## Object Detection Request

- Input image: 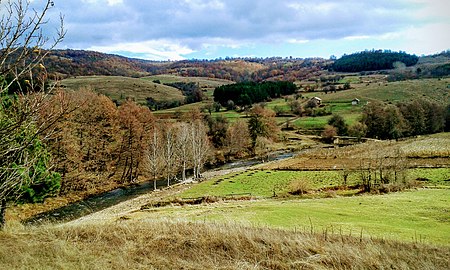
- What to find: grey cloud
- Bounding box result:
[42,0,419,49]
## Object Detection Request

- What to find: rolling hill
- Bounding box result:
[60,76,184,105]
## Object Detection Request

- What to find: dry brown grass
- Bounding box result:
[0,220,448,270]
[263,133,450,171]
[288,179,312,195]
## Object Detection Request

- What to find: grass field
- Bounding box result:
[263,133,450,171]
[144,74,234,100]
[144,74,233,88]
[136,189,450,245]
[178,170,349,198]
[60,76,185,105]
[2,219,448,269]
[304,78,450,104]
[178,167,450,200]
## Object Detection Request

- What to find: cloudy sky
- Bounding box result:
[37,0,449,61]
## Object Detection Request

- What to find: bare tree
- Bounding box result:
[0,0,65,228]
[146,126,163,190]
[226,119,250,157]
[0,0,65,87]
[161,124,176,186]
[175,122,191,182]
[190,120,210,180]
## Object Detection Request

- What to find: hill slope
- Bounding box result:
[60,76,184,105]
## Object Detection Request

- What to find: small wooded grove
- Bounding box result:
[331,50,419,72]
[327,99,450,140]
[213,81,297,106]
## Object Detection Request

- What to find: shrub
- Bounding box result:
[288,179,311,195]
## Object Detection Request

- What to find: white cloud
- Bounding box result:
[183,0,225,10]
[107,0,123,5]
[287,39,310,44]
[88,39,196,61]
[410,0,449,21]
[343,36,371,41]
[399,23,450,55]
[81,0,123,5]
[44,0,449,59]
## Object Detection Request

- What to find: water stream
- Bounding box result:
[25,151,295,225]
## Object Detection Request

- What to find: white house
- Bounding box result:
[352,98,360,105]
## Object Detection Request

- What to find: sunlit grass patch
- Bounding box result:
[179,170,360,199]
[141,189,450,245]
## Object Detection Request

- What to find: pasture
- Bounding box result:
[60,76,185,105]
[136,189,450,245]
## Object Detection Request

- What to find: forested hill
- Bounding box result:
[331,50,419,72]
[42,49,448,81]
[44,49,162,78]
[43,49,331,82]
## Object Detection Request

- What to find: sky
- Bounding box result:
[34,0,450,61]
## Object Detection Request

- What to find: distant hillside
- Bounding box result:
[332,50,419,72]
[44,49,162,78]
[43,49,449,83]
[60,76,184,105]
[43,49,331,82]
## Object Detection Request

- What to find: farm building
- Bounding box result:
[310,97,322,106]
[352,98,360,105]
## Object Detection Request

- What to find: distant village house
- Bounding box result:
[352,98,360,105]
[310,96,322,106]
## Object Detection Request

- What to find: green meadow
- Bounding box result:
[139,189,450,245]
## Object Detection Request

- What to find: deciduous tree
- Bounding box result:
[226,120,250,157]
[117,101,155,183]
[145,126,163,190]
[190,120,211,179]
[0,0,65,228]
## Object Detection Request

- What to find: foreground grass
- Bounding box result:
[139,189,450,245]
[0,220,448,269]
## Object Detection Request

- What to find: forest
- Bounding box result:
[213,81,297,106]
[324,99,449,140]
[331,50,419,72]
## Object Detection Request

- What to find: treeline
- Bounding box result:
[168,58,328,82]
[40,90,280,196]
[213,81,297,107]
[41,49,331,82]
[327,99,449,140]
[146,81,204,111]
[163,82,204,104]
[332,50,419,72]
[43,49,155,78]
[41,90,212,194]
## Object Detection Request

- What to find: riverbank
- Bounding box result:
[64,165,253,225]
[14,149,293,225]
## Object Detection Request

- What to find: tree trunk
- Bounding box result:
[0,199,7,229]
[167,169,170,187]
[182,161,186,182]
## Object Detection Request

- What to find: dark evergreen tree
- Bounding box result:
[332,50,419,72]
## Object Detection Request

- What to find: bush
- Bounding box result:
[288,179,311,195]
[321,125,337,143]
